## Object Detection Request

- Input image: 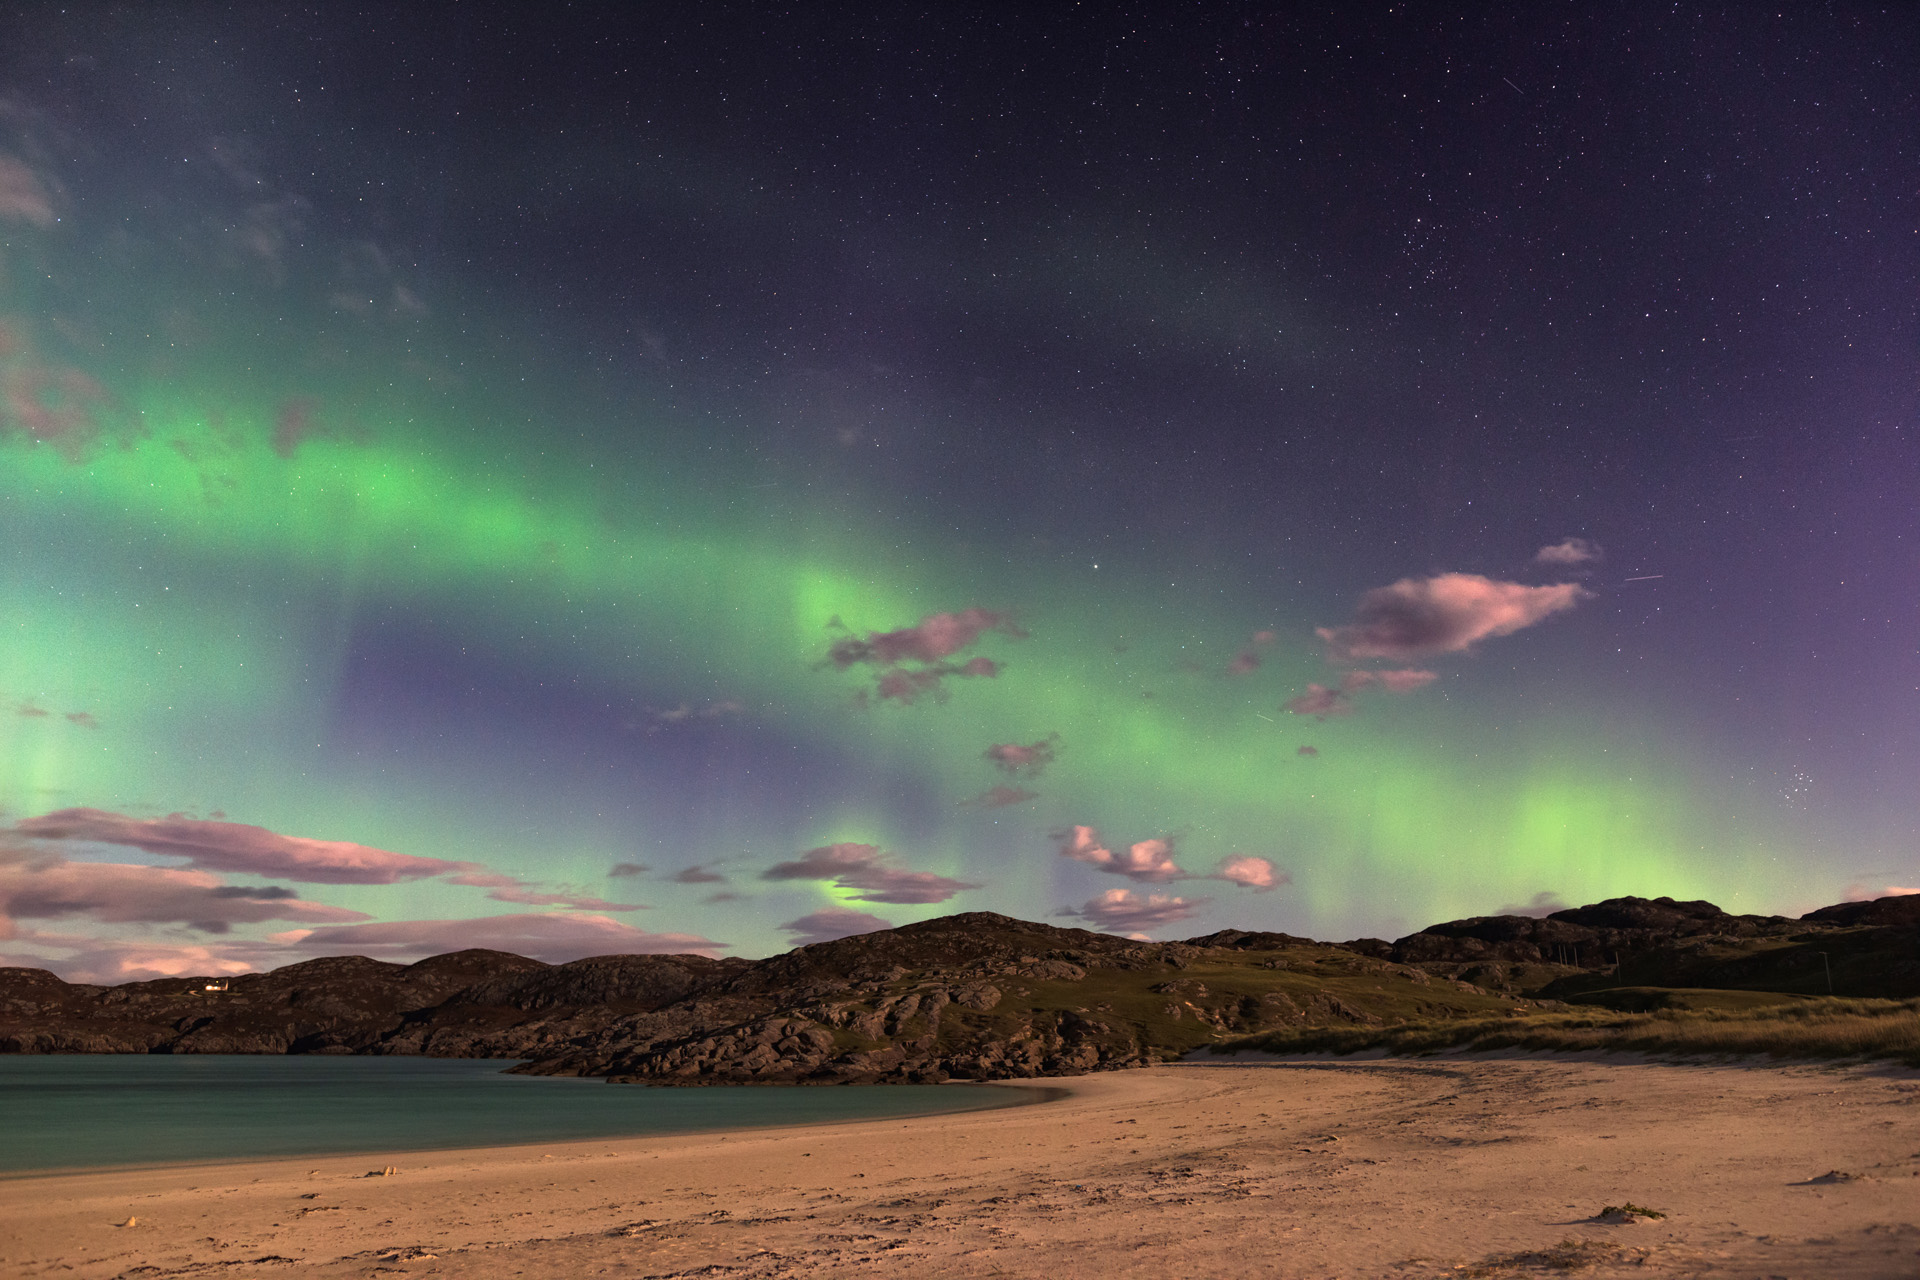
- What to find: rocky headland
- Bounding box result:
[3,894,1915,1083]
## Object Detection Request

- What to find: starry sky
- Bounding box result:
[2,5,1915,982]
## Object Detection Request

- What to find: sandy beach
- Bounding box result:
[3,1055,1916,1279]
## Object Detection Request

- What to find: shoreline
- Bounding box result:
[3,1058,1915,1278]
[0,1062,1062,1183]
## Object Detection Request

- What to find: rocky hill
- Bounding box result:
[1355,892,1920,1002]
[0,913,1521,1081]
[3,894,1914,1082]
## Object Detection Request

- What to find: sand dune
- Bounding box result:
[3,1055,1916,1278]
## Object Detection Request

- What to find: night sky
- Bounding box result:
[2,5,1915,982]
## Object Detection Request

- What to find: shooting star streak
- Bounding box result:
[1623,575,1664,582]
[1503,77,1525,95]
[1255,713,1275,722]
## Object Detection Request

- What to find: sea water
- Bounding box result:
[0,1055,1032,1174]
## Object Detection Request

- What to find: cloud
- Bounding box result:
[1340,668,1439,693]
[779,907,892,948]
[1535,538,1603,565]
[1058,888,1208,934]
[1844,884,1920,902]
[1228,629,1278,675]
[1494,891,1569,918]
[1212,855,1286,891]
[985,735,1058,777]
[1,363,116,462]
[1282,683,1352,720]
[271,397,326,458]
[670,865,728,884]
[648,699,743,729]
[475,887,648,912]
[16,703,49,718]
[0,153,55,227]
[761,843,981,904]
[963,785,1039,808]
[64,711,99,728]
[275,913,725,962]
[443,869,647,911]
[1056,826,1185,883]
[1284,668,1437,720]
[14,809,472,885]
[826,608,1023,706]
[2,931,295,985]
[1316,573,1589,662]
[762,843,881,880]
[1296,745,1319,757]
[870,658,1000,706]
[0,850,369,935]
[608,862,650,878]
[829,608,1023,667]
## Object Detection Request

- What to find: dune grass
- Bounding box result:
[1214,996,1920,1067]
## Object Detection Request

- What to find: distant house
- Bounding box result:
[202,979,229,993]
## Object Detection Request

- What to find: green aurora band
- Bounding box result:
[1,314,1800,953]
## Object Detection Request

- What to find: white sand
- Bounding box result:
[3,1055,1916,1278]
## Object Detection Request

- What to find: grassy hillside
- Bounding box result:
[1209,995,1920,1068]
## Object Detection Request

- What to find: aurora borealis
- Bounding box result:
[2,6,1915,981]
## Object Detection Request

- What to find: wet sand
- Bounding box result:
[3,1054,1916,1278]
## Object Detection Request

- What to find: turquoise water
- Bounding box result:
[0,1056,1033,1174]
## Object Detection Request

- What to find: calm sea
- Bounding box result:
[0,1056,1035,1175]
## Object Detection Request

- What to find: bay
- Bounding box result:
[0,1055,1034,1175]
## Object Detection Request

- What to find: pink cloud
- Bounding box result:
[0,154,55,227]
[1060,888,1208,934]
[1844,884,1920,902]
[608,862,650,878]
[761,843,981,904]
[779,907,892,948]
[1340,668,1439,693]
[670,865,728,884]
[1227,650,1262,676]
[16,703,50,718]
[1252,630,1278,645]
[1316,573,1589,662]
[827,608,1023,706]
[963,785,1039,808]
[2,365,115,462]
[271,397,326,458]
[1494,891,1570,917]
[3,932,293,985]
[276,913,725,962]
[763,843,884,880]
[648,699,743,729]
[870,659,1001,705]
[1057,826,1186,883]
[831,608,1024,666]
[1213,855,1286,891]
[1296,745,1319,757]
[1282,683,1352,720]
[1535,538,1602,565]
[0,851,369,934]
[14,809,473,885]
[64,711,99,729]
[478,887,648,912]
[985,735,1058,777]
[445,868,648,911]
